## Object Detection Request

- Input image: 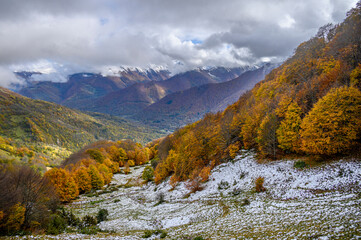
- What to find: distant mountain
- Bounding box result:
[83,67,251,116]
[18,68,170,109]
[136,64,275,129]
[0,87,163,150]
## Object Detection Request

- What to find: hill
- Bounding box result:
[137,64,275,130]
[153,2,361,184]
[0,87,163,151]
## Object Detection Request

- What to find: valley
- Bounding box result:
[1,1,361,239]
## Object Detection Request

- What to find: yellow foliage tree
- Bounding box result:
[300,86,361,155]
[276,101,303,152]
[73,166,92,193]
[88,165,104,189]
[350,63,361,88]
[3,203,25,234]
[97,164,113,185]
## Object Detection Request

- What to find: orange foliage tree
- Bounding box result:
[72,166,92,193]
[45,168,79,202]
[300,86,361,155]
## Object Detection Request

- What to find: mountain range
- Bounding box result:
[17,65,274,130]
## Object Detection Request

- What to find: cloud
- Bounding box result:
[0,66,22,88]
[0,0,358,87]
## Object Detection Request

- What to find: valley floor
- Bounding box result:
[11,151,361,239]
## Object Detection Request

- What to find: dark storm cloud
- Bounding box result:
[0,0,358,87]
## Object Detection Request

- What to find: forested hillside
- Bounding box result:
[0,87,163,151]
[153,3,361,184]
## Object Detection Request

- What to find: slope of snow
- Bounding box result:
[60,151,361,239]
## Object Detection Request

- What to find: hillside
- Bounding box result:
[0,87,163,151]
[137,64,275,130]
[153,3,361,184]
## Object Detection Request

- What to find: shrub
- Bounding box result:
[142,229,167,238]
[294,160,307,169]
[185,178,204,194]
[255,177,266,192]
[96,209,109,223]
[199,166,212,182]
[218,180,230,190]
[47,214,66,235]
[128,160,135,167]
[155,192,165,205]
[81,215,97,227]
[80,226,100,235]
[142,166,154,182]
[60,208,80,227]
[150,157,159,169]
[231,188,242,196]
[123,162,130,174]
[194,237,205,240]
[241,198,250,206]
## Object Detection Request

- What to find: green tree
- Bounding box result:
[256,113,278,158]
[142,166,154,182]
[88,165,104,189]
[86,149,105,163]
[300,86,361,155]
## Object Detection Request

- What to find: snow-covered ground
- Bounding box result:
[22,151,361,239]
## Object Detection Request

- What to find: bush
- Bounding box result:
[150,157,159,169]
[231,188,242,196]
[241,198,250,206]
[81,215,97,227]
[96,209,109,223]
[185,178,204,194]
[142,229,167,238]
[194,237,205,240]
[128,160,135,167]
[255,177,266,192]
[218,180,230,190]
[155,192,165,205]
[294,160,307,169]
[142,166,154,182]
[60,208,80,227]
[47,214,66,235]
[80,226,100,235]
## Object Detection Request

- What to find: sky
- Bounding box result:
[0,0,358,87]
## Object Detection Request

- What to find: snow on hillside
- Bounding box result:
[61,151,361,239]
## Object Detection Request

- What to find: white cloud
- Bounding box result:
[0,66,22,88]
[0,0,359,87]
[279,15,296,29]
